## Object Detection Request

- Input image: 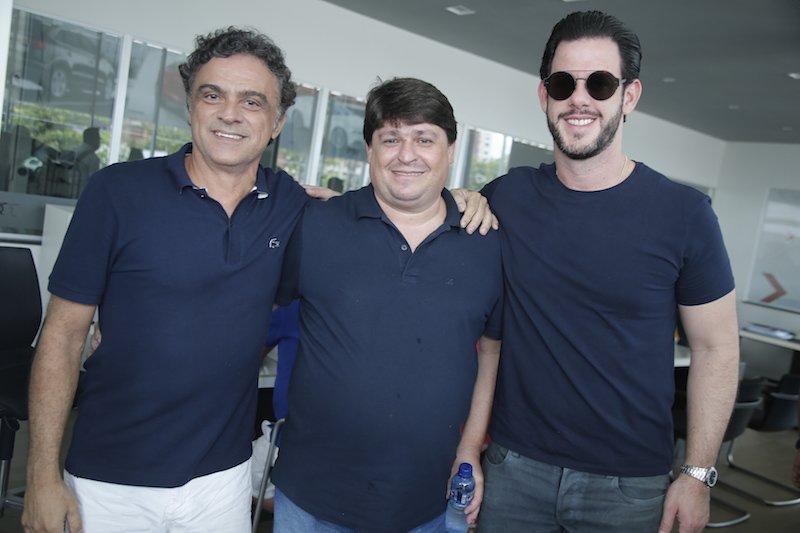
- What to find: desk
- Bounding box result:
[739,329,800,375]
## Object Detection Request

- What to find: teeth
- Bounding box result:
[215,131,243,140]
[567,118,594,126]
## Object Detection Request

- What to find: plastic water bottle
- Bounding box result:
[445,462,475,533]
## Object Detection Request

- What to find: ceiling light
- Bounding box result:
[782,126,794,131]
[728,104,740,110]
[662,77,676,83]
[788,72,800,80]
[445,5,476,16]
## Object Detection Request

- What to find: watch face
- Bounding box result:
[706,467,718,487]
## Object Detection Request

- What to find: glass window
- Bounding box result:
[121,43,190,160]
[3,13,119,195]
[318,93,367,192]
[462,127,512,191]
[276,84,318,180]
[1,11,121,234]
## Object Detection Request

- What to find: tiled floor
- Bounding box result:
[1,417,798,532]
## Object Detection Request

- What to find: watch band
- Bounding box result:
[680,464,718,487]
[795,438,800,450]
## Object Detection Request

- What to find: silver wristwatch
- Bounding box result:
[680,464,718,487]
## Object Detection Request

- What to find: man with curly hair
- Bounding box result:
[22,27,308,532]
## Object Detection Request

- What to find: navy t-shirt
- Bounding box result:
[483,162,734,476]
[51,143,308,487]
[272,185,502,532]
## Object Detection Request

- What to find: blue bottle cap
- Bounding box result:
[458,463,472,478]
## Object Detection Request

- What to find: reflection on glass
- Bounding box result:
[277,84,318,180]
[463,127,512,191]
[2,10,119,200]
[122,44,190,161]
[319,93,367,192]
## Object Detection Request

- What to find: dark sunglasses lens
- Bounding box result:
[546,72,575,100]
[586,71,620,100]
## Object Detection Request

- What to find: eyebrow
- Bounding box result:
[196,84,271,105]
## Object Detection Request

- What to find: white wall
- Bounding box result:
[12,0,800,359]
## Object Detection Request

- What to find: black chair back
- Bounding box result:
[736,376,765,403]
[0,246,42,420]
[0,247,42,351]
[748,373,800,432]
[723,399,761,442]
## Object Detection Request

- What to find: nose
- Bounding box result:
[568,78,593,105]
[397,139,417,163]
[217,99,242,123]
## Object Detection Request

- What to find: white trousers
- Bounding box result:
[64,460,252,533]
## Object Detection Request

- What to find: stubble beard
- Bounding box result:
[548,102,623,161]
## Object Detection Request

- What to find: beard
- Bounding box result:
[548,102,623,160]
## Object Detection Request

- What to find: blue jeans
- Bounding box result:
[479,442,669,533]
[274,488,447,533]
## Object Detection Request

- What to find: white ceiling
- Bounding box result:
[322,0,800,144]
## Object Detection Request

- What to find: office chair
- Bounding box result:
[720,373,800,506]
[0,246,42,516]
[673,385,762,527]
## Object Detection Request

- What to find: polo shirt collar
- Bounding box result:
[353,184,462,229]
[168,142,269,199]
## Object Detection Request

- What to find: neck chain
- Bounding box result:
[618,155,629,184]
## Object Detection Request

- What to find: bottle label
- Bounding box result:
[450,487,474,510]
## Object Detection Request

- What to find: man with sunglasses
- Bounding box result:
[477,11,740,533]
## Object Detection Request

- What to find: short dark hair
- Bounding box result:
[178,27,296,116]
[363,77,457,146]
[540,11,641,85]
[83,127,100,145]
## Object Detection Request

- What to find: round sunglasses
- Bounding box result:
[543,71,626,101]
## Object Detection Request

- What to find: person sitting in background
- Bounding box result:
[127,147,144,161]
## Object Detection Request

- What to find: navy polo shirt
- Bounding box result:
[50,143,308,487]
[272,185,503,533]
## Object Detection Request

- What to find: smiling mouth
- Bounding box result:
[214,131,244,140]
[565,118,595,126]
[390,168,427,176]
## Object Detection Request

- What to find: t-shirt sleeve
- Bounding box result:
[676,197,735,306]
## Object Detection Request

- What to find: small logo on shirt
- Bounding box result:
[268,238,281,249]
